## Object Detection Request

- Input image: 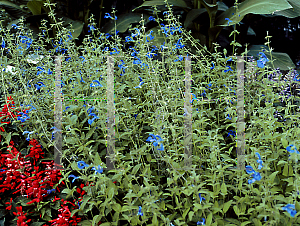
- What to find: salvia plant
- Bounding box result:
[0,0,300,225]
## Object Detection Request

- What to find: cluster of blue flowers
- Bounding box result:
[146,134,164,151]
[87,106,99,125]
[245,152,263,184]
[68,160,103,183]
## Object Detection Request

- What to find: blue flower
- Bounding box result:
[191,93,198,104]
[77,161,89,169]
[197,218,205,225]
[90,80,103,87]
[1,39,5,48]
[224,66,233,73]
[88,25,96,32]
[47,188,56,194]
[174,55,183,62]
[286,144,299,154]
[210,62,215,70]
[255,152,264,170]
[134,76,144,89]
[87,106,95,114]
[200,90,206,97]
[146,134,164,151]
[91,165,103,174]
[225,114,232,120]
[104,13,117,20]
[282,204,297,217]
[137,206,143,216]
[23,131,34,141]
[246,165,255,174]
[174,38,185,49]
[68,174,80,183]
[125,36,133,42]
[146,30,155,42]
[225,18,233,25]
[198,193,205,203]
[106,33,112,39]
[34,82,46,90]
[149,16,155,21]
[257,52,269,68]
[227,130,236,137]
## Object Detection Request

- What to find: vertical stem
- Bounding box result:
[106,56,115,170]
[236,56,245,171]
[184,56,192,170]
[54,56,63,170]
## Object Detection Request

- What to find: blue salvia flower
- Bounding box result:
[246,165,256,174]
[199,193,205,203]
[257,52,269,68]
[174,38,185,49]
[200,90,206,97]
[131,28,141,38]
[225,18,233,25]
[87,106,95,114]
[224,66,233,73]
[133,56,142,65]
[23,131,34,141]
[197,218,205,225]
[282,204,297,217]
[34,82,46,90]
[90,80,103,87]
[125,36,134,42]
[137,206,143,216]
[1,39,5,48]
[88,113,99,125]
[286,144,299,154]
[91,165,103,174]
[17,113,30,122]
[174,55,183,62]
[104,13,117,20]
[227,130,236,137]
[110,47,120,55]
[225,114,232,120]
[191,93,198,104]
[149,16,155,21]
[255,152,264,170]
[47,188,56,194]
[146,30,155,42]
[210,62,215,70]
[105,33,112,39]
[88,25,96,32]
[134,76,144,88]
[68,174,80,183]
[248,172,262,184]
[77,161,89,169]
[146,134,164,151]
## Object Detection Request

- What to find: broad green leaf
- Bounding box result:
[0,0,28,18]
[80,196,91,212]
[272,0,300,18]
[281,137,289,148]
[206,212,213,225]
[188,211,194,221]
[107,187,114,200]
[101,13,143,34]
[184,9,207,28]
[27,0,46,15]
[289,164,294,176]
[283,163,289,176]
[233,205,240,216]
[70,114,78,125]
[92,215,102,226]
[132,0,188,12]
[215,0,293,26]
[221,183,228,195]
[223,200,233,213]
[268,171,279,184]
[247,45,295,70]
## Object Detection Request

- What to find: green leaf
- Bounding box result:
[206,212,213,225]
[233,205,240,216]
[92,215,102,226]
[0,0,28,18]
[289,164,294,176]
[107,187,114,200]
[80,196,91,213]
[132,163,141,175]
[283,163,289,177]
[70,115,78,125]
[271,0,300,18]
[132,0,188,12]
[267,171,279,185]
[152,213,158,225]
[27,0,46,15]
[241,222,252,226]
[281,137,289,148]
[223,200,233,213]
[221,183,228,195]
[101,13,143,34]
[79,220,93,226]
[184,9,207,28]
[215,0,293,27]
[188,211,194,221]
